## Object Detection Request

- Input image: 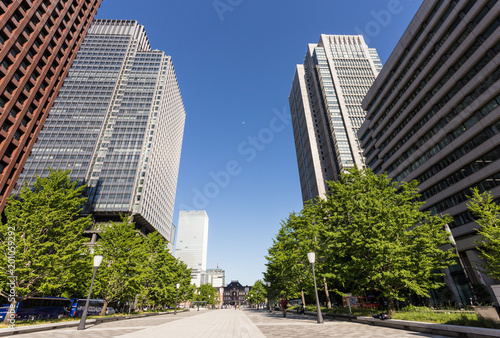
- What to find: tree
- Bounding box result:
[196,284,219,307]
[140,236,194,310]
[467,188,500,280]
[0,169,92,323]
[247,280,266,307]
[264,217,311,302]
[93,215,144,315]
[319,167,456,315]
[264,208,336,308]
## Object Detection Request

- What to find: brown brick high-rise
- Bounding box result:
[0,0,101,211]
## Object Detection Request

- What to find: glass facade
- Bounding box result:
[16,20,186,243]
[289,34,381,202]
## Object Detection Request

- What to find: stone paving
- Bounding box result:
[10,308,452,337]
[247,309,449,338]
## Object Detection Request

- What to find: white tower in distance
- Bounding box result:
[175,210,209,286]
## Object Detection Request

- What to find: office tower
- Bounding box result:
[16,20,186,245]
[289,34,382,202]
[201,268,225,288]
[0,0,102,212]
[175,210,209,286]
[359,0,500,304]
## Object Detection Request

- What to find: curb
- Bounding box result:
[0,310,188,336]
[288,310,500,338]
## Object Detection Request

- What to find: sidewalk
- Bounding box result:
[3,308,499,337]
[119,309,265,338]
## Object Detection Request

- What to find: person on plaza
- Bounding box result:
[280,298,288,317]
[297,303,305,315]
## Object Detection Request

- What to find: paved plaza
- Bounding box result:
[13,309,451,338]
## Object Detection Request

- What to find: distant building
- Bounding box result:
[0,0,102,212]
[201,269,225,288]
[223,280,251,306]
[175,210,209,286]
[289,34,381,202]
[14,20,186,248]
[359,0,500,304]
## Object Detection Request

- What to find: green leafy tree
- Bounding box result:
[0,169,92,323]
[93,215,144,315]
[319,167,456,315]
[467,188,500,280]
[162,259,193,308]
[247,280,266,306]
[139,232,175,309]
[264,219,310,301]
[265,208,333,308]
[196,284,219,307]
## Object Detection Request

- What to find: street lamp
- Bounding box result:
[256,290,259,310]
[307,252,324,324]
[78,255,103,330]
[175,283,180,315]
[266,282,272,312]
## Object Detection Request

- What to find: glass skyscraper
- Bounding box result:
[175,210,209,286]
[16,20,186,244]
[289,34,381,202]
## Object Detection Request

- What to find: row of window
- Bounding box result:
[427,172,500,215]
[364,0,497,160]
[365,0,457,122]
[392,66,500,180]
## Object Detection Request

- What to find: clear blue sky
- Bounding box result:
[95,0,423,286]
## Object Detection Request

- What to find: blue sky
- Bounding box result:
[95,0,423,286]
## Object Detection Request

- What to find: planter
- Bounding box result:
[473,306,500,323]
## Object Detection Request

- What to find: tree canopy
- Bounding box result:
[247,280,266,306]
[196,283,219,306]
[0,168,193,317]
[265,167,456,314]
[467,188,500,280]
[0,169,92,303]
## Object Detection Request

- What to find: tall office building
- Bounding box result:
[289,34,382,202]
[0,0,102,212]
[15,20,186,245]
[359,0,500,304]
[201,268,225,288]
[175,210,209,286]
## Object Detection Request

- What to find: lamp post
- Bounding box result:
[78,255,103,330]
[256,290,259,310]
[266,282,271,312]
[175,283,180,315]
[307,252,324,324]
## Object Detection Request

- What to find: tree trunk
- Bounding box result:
[323,278,332,309]
[301,290,306,307]
[99,300,109,316]
[387,298,395,316]
[3,299,17,325]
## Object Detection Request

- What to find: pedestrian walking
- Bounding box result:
[280,298,288,317]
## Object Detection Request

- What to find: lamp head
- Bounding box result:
[93,255,103,268]
[307,252,315,263]
[176,283,180,289]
